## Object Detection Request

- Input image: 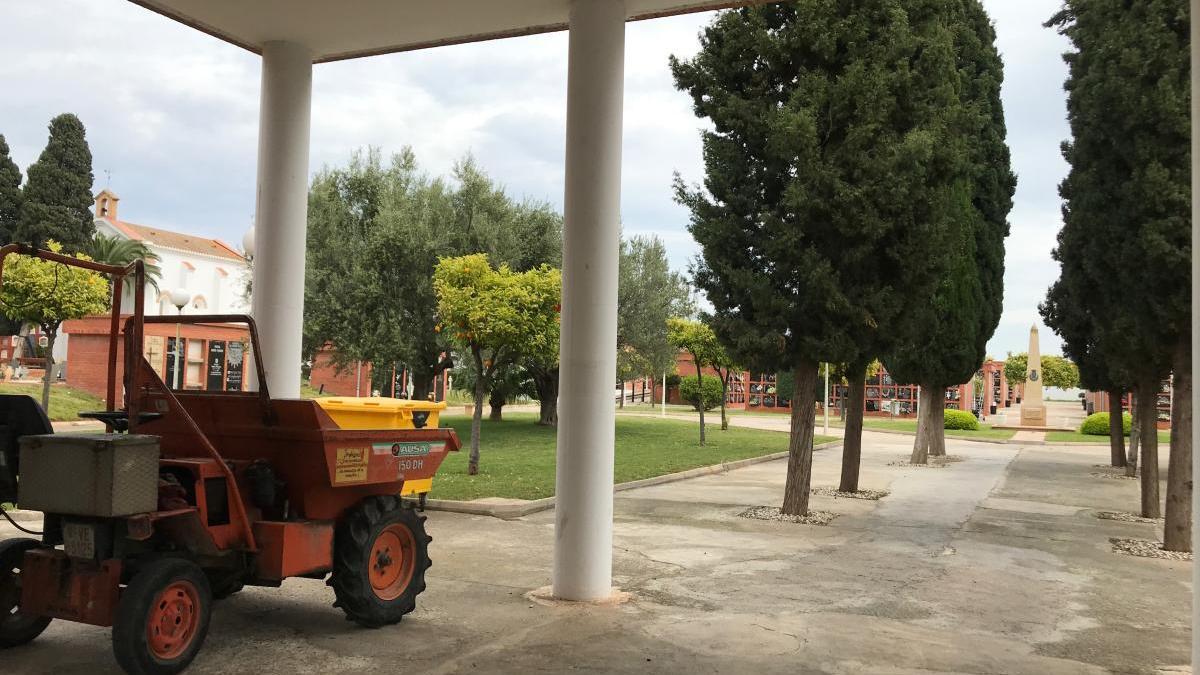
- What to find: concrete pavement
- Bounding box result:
[2,430,1188,674]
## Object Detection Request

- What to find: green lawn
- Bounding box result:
[0,382,104,422]
[430,413,836,501]
[1045,430,1172,444]
[852,418,1017,440]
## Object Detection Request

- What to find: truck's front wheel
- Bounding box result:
[329,495,431,628]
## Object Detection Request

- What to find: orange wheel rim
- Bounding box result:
[146,581,200,660]
[369,523,416,601]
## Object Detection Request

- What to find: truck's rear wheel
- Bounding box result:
[0,538,52,648]
[329,495,431,628]
[113,558,212,675]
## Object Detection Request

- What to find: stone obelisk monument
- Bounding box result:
[1020,324,1047,426]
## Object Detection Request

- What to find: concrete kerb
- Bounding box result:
[859,426,1022,445]
[423,439,844,520]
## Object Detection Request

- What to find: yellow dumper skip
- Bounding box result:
[314,397,448,498]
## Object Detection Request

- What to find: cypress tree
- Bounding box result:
[0,135,21,245]
[671,0,970,514]
[885,0,1014,464]
[16,114,95,253]
[1045,0,1189,545]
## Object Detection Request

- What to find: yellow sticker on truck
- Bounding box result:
[334,447,369,483]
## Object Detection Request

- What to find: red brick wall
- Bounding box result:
[309,348,372,397]
[63,316,251,400]
[64,333,126,404]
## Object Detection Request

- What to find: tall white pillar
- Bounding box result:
[251,41,312,398]
[553,0,625,601]
[1190,0,1198,667]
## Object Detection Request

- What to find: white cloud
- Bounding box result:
[1,1,1072,358]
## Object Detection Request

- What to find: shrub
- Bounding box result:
[943,409,979,431]
[679,374,724,412]
[1080,412,1132,436]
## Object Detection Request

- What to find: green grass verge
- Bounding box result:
[0,382,105,422]
[430,413,836,502]
[1045,430,1172,444]
[855,418,1017,440]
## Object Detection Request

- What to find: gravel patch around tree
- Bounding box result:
[1110,538,1192,561]
[739,506,838,525]
[1096,511,1161,524]
[811,487,889,500]
[1089,471,1138,480]
[888,455,962,468]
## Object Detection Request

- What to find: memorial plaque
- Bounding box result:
[206,340,226,391]
[225,341,244,392]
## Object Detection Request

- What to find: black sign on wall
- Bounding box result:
[165,337,180,390]
[225,341,244,392]
[207,341,226,391]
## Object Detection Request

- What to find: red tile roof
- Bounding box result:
[103,218,245,262]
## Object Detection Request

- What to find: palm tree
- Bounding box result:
[87,233,162,295]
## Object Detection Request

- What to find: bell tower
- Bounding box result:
[94,189,120,221]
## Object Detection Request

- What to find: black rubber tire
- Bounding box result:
[0,538,52,648]
[329,495,431,628]
[112,558,212,675]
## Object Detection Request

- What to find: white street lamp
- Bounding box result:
[170,289,192,390]
[242,226,255,260]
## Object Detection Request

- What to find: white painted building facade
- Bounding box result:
[91,189,250,317]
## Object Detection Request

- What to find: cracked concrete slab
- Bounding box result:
[1,429,1188,674]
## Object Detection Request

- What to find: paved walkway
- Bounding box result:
[3,432,1188,674]
[1010,429,1047,444]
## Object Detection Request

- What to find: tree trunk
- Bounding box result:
[532,366,559,426]
[1163,337,1191,551]
[40,330,55,414]
[695,364,706,446]
[1136,375,1160,519]
[619,381,625,409]
[489,387,505,421]
[719,371,729,431]
[781,360,819,516]
[910,385,936,465]
[468,348,486,475]
[839,367,866,493]
[928,388,946,457]
[1127,392,1140,478]
[411,371,434,400]
[1108,390,1126,468]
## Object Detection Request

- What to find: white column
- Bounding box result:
[251,41,312,398]
[553,0,625,601]
[1190,0,1198,666]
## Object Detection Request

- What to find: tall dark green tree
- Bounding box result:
[0,135,22,245]
[1045,1,1189,548]
[1041,252,1133,469]
[672,0,974,514]
[16,114,95,253]
[886,0,1014,465]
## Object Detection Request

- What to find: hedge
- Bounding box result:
[944,409,979,431]
[679,374,724,412]
[1080,412,1132,436]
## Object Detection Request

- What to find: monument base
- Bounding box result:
[1020,405,1046,427]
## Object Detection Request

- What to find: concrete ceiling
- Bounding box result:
[128,0,755,63]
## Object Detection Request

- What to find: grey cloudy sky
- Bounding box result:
[1,0,1069,358]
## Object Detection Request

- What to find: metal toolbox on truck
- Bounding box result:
[18,434,159,517]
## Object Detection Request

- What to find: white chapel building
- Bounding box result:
[91,189,249,316]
